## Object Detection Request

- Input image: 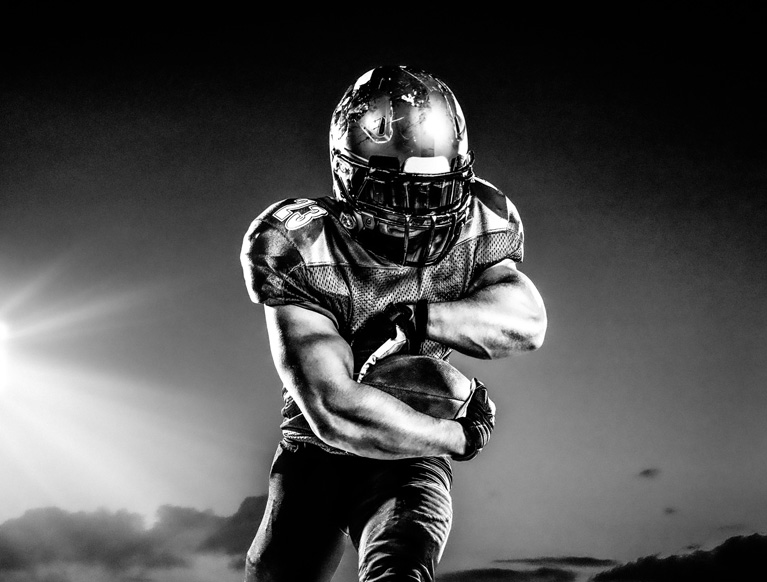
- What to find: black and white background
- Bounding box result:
[1,16,765,582]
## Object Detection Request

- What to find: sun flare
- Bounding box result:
[0,261,197,522]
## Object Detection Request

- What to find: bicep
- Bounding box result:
[264,304,354,419]
[466,258,519,295]
[467,259,545,317]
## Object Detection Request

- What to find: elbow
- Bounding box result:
[520,332,545,353]
[522,312,547,352]
[312,416,354,452]
[313,424,347,451]
[518,301,548,352]
[298,390,359,452]
[488,312,548,358]
[487,288,548,358]
[313,415,379,457]
[303,402,346,449]
[511,276,548,353]
[305,392,393,457]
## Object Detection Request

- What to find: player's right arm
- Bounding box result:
[265,303,473,460]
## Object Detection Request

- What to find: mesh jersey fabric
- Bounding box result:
[241,177,524,453]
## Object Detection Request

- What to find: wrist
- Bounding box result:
[414,299,428,343]
[451,417,480,462]
[403,299,428,352]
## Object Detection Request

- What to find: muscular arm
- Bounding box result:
[265,304,468,460]
[427,259,547,359]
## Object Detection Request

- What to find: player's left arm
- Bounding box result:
[425,258,547,359]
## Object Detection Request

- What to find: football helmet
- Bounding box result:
[330,65,474,266]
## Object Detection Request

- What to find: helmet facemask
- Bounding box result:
[333,151,474,266]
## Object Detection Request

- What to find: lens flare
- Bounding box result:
[0,257,262,527]
[0,260,184,521]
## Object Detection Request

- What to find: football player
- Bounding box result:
[240,65,547,582]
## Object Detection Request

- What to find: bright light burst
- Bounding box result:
[0,259,257,527]
[0,261,187,522]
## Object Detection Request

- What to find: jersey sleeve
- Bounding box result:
[240,205,339,327]
[467,177,525,264]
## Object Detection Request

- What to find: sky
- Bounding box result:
[1,20,765,582]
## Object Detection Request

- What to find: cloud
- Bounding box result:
[0,507,183,572]
[199,496,266,555]
[198,496,267,570]
[0,497,267,578]
[637,468,660,479]
[495,556,618,568]
[438,567,577,581]
[593,533,767,582]
[717,523,748,533]
[149,504,227,555]
[0,558,242,582]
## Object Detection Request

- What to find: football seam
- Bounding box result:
[364,382,465,402]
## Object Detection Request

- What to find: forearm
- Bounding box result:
[267,305,468,459]
[303,376,467,459]
[426,264,547,359]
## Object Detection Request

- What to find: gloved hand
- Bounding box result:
[452,379,496,461]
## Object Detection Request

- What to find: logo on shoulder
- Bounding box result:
[272,199,328,231]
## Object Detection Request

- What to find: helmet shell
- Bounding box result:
[330,65,469,174]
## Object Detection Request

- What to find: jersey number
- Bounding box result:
[273,199,327,230]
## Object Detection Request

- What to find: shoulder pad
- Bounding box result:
[470,178,523,229]
[254,198,332,248]
[461,177,524,262]
[471,177,510,219]
[240,197,335,305]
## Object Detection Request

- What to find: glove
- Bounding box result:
[352,299,429,357]
[452,379,496,461]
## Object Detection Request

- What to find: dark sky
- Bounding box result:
[1,22,765,578]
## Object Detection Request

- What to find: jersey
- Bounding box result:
[240,177,524,453]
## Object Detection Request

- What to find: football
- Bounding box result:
[361,355,472,419]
